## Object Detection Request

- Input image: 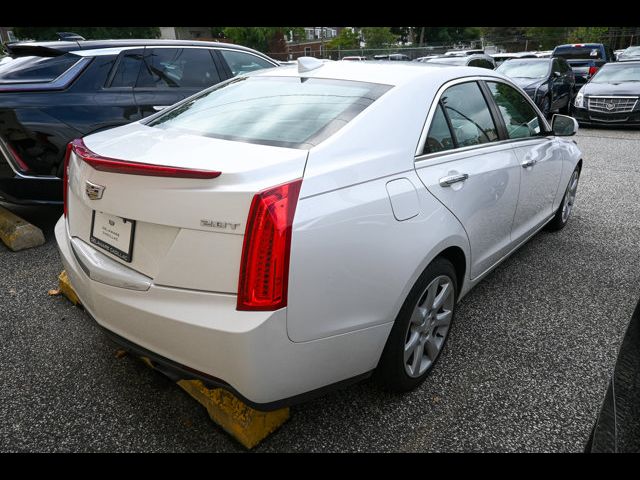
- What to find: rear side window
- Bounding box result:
[554,46,603,60]
[441,82,498,147]
[486,81,541,139]
[0,53,80,83]
[424,103,455,154]
[219,50,275,76]
[109,50,143,88]
[147,76,391,149]
[137,48,221,88]
[469,58,494,69]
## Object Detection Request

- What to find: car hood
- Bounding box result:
[583,81,640,96]
[509,77,546,90]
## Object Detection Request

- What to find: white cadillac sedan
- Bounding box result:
[55,58,582,409]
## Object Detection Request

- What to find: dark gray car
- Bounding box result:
[496,57,575,117]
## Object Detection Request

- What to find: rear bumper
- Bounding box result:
[55,217,389,407]
[574,107,640,126]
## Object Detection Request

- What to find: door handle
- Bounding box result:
[152,105,168,111]
[439,173,469,187]
[522,159,537,168]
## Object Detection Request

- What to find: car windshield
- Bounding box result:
[622,46,640,56]
[590,64,640,83]
[0,53,80,83]
[554,46,603,60]
[147,76,391,149]
[496,60,549,78]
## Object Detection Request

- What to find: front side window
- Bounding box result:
[424,103,454,154]
[220,50,275,76]
[137,48,220,88]
[441,82,498,147]
[147,76,390,149]
[559,58,572,74]
[486,81,542,139]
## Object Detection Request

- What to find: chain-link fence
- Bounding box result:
[268,45,469,61]
[270,30,640,61]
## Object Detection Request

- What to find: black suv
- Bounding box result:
[0,39,278,204]
[552,43,616,92]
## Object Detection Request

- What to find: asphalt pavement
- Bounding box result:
[1,127,639,452]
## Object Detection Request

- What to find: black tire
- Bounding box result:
[375,257,458,392]
[546,166,580,231]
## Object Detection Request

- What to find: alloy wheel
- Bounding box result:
[403,275,455,378]
[561,169,580,223]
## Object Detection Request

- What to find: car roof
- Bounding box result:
[554,43,604,48]
[248,60,505,87]
[6,39,265,56]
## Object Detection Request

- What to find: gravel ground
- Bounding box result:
[1,127,639,452]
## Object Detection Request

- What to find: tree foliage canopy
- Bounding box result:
[327,29,360,49]
[361,27,398,49]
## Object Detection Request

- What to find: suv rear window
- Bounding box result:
[147,76,391,149]
[553,46,603,60]
[0,53,80,83]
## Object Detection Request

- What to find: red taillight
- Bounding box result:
[588,66,599,76]
[69,138,221,179]
[237,179,303,311]
[62,141,73,218]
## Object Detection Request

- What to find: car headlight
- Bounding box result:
[575,90,585,108]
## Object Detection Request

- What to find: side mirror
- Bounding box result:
[552,114,578,136]
[553,71,562,77]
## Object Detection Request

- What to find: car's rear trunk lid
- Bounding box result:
[66,122,308,294]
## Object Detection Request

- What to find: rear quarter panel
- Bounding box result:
[286,75,472,342]
[287,171,469,342]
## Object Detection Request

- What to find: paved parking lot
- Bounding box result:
[1,127,640,452]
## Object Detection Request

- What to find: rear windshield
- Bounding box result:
[0,53,80,83]
[553,46,603,60]
[147,76,391,149]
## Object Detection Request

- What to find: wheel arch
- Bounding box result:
[436,246,466,299]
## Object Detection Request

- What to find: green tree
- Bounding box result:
[361,27,398,49]
[13,27,160,41]
[524,27,568,50]
[222,27,302,54]
[327,29,360,50]
[568,27,609,43]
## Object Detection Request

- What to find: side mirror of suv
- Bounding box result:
[552,114,578,136]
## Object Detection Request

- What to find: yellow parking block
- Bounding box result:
[138,356,288,448]
[0,205,45,251]
[177,379,290,449]
[58,270,81,306]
